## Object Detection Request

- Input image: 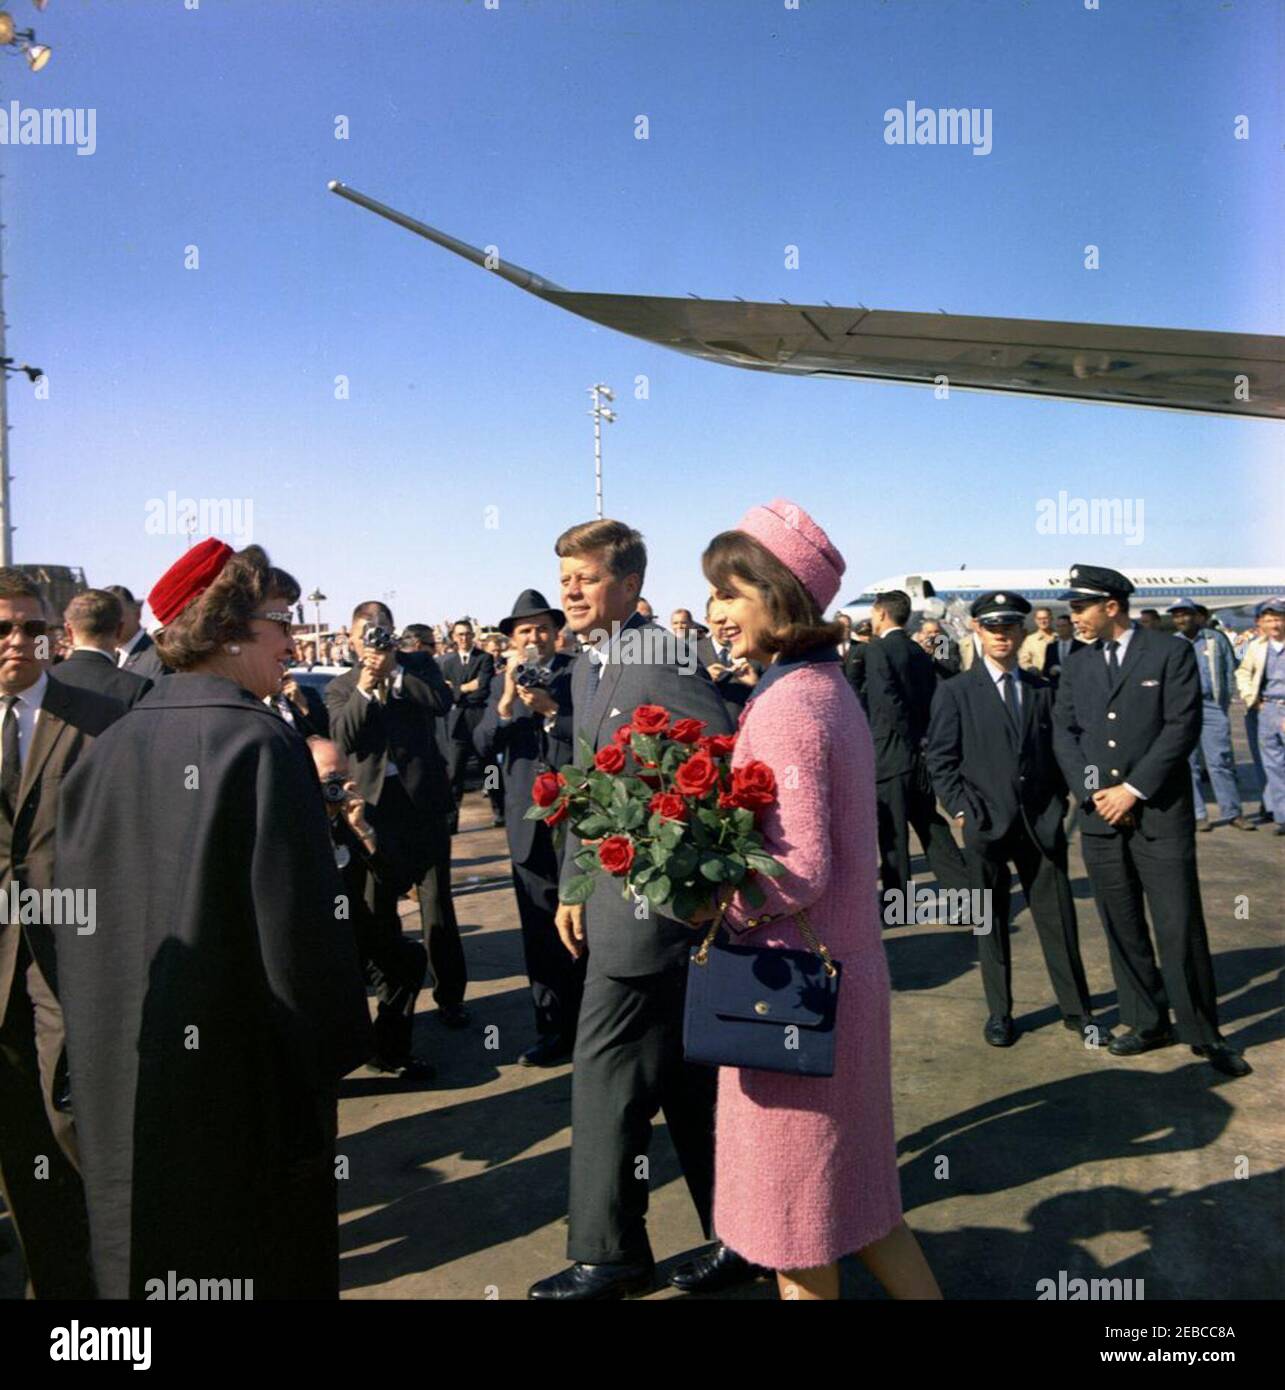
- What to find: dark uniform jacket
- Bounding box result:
[440,647,496,741]
[50,648,153,709]
[559,614,734,977]
[926,661,1068,855]
[473,654,575,868]
[1052,624,1201,840]
[119,630,169,682]
[859,627,939,782]
[54,674,372,1298]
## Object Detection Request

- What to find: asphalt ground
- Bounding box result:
[2,714,1280,1301]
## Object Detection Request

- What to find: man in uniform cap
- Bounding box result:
[1235,598,1285,833]
[927,592,1093,1047]
[1052,565,1250,1077]
[1167,597,1254,832]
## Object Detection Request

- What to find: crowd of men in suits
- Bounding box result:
[0,551,1275,1297]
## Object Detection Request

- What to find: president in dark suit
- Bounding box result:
[51,590,153,708]
[106,584,169,681]
[926,591,1093,1047]
[858,589,968,906]
[474,590,584,1066]
[440,619,500,827]
[0,568,127,1298]
[1052,564,1249,1078]
[326,601,471,1027]
[527,520,733,1302]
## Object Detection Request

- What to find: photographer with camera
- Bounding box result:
[309,738,433,1079]
[325,601,471,1029]
[475,590,583,1066]
[441,619,501,829]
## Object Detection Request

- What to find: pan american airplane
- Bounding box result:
[328,180,1285,420]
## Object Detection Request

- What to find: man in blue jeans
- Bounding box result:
[1167,598,1255,832]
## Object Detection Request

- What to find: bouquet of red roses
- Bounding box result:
[526,703,784,920]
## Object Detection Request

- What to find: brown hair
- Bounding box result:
[555,519,647,588]
[0,567,43,605]
[702,531,845,660]
[65,589,123,641]
[157,545,299,672]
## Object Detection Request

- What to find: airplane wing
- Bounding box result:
[328,181,1284,421]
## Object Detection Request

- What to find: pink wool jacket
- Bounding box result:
[712,659,903,1270]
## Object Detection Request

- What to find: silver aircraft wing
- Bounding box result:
[328,181,1284,421]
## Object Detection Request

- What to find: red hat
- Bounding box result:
[148,538,235,627]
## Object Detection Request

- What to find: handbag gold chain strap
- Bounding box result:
[693,900,838,979]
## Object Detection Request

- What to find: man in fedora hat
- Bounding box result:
[474,590,584,1066]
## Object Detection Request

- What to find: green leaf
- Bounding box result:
[734,807,755,835]
[658,819,685,850]
[577,813,613,838]
[574,849,599,871]
[643,874,672,906]
[590,775,615,809]
[633,863,659,887]
[668,844,698,880]
[724,856,747,885]
[671,883,701,921]
[741,879,766,910]
[631,733,660,765]
[524,804,550,821]
[746,852,784,877]
[577,735,597,767]
[696,808,723,833]
[620,798,646,831]
[650,844,671,870]
[699,854,728,883]
[560,873,596,905]
[610,778,632,810]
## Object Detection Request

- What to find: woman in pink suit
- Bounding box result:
[685,499,940,1302]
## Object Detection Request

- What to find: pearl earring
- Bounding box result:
[225,644,242,655]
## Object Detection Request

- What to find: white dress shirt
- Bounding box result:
[983,655,1022,713]
[1,668,49,783]
[116,628,149,668]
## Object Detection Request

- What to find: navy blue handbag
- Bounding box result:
[683,908,842,1078]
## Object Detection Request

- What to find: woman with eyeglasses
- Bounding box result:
[54,540,372,1299]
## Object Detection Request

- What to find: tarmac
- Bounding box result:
[2,721,1281,1301]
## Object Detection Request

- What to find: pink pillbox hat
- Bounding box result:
[735,498,846,612]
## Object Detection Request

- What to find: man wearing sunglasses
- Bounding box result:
[0,568,128,1297]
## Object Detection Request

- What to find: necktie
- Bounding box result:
[999,672,1020,730]
[1,695,21,817]
[1106,639,1120,681]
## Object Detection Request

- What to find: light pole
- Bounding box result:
[0,5,55,566]
[307,588,326,651]
[588,384,615,520]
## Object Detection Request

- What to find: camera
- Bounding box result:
[514,641,554,689]
[363,624,397,653]
[321,775,349,805]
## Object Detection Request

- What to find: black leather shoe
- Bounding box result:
[1191,1043,1253,1077]
[519,1035,575,1068]
[1108,1027,1175,1056]
[437,1004,471,1029]
[984,1016,1015,1047]
[1062,1015,1098,1041]
[668,1242,768,1293]
[367,1055,436,1081]
[528,1260,655,1301]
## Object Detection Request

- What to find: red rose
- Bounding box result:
[594,744,626,774]
[731,760,777,809]
[612,723,633,746]
[668,718,706,745]
[532,770,565,808]
[648,792,688,823]
[631,704,671,736]
[674,751,719,798]
[700,733,737,758]
[597,835,635,876]
[717,789,743,811]
[546,802,569,828]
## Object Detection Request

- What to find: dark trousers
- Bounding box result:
[512,827,586,1041]
[370,778,467,1009]
[448,709,503,815]
[0,947,95,1298]
[876,763,969,899]
[1081,830,1221,1046]
[966,821,1091,1023]
[568,960,716,1264]
[354,891,429,1065]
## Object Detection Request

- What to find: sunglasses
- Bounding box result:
[0,619,49,640]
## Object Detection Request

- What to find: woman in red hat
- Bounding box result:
[54,540,372,1299]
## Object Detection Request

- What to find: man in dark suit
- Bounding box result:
[105,584,168,681]
[926,592,1093,1047]
[310,737,432,1079]
[51,590,153,708]
[272,670,330,738]
[915,617,962,679]
[1052,564,1250,1078]
[698,602,761,714]
[440,619,500,828]
[528,520,733,1302]
[474,589,584,1067]
[1042,612,1084,689]
[326,601,471,1028]
[0,568,126,1297]
[858,590,968,909]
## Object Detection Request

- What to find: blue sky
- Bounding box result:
[7,0,1281,632]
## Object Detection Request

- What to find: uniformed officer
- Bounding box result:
[1234,598,1285,835]
[1052,565,1251,1078]
[926,592,1094,1047]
